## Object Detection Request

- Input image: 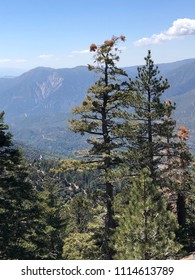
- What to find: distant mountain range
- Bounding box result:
[0,59,195,156]
[0,67,26,78]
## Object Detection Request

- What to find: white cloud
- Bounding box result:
[39,54,54,60]
[71,49,90,54]
[0,59,11,63]
[14,59,27,63]
[135,18,195,46]
[0,58,27,64]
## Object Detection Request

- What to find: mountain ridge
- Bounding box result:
[0,58,195,156]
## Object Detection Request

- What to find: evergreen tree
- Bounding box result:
[115,50,195,257]
[127,50,177,179]
[170,126,195,252]
[184,167,195,252]
[0,112,41,259]
[120,52,195,257]
[62,35,128,259]
[38,180,64,259]
[113,169,181,259]
[28,160,68,259]
[62,191,105,259]
[174,126,193,227]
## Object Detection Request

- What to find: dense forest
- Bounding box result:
[0,36,195,260]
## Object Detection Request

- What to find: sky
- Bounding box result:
[1,0,195,73]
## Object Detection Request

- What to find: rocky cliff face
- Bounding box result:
[35,72,64,101]
[34,72,64,104]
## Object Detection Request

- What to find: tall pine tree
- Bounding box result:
[127,50,177,179]
[61,35,128,259]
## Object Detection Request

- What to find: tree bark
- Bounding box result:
[177,193,186,227]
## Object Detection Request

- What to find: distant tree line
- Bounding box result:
[0,36,195,259]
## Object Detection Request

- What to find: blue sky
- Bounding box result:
[0,0,195,72]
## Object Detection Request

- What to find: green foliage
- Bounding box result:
[113,169,181,260]
[62,192,106,259]
[126,51,177,177]
[173,132,195,252]
[62,232,99,260]
[36,181,64,259]
[183,183,195,252]
[0,112,41,259]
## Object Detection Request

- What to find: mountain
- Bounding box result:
[0,59,195,156]
[1,66,95,118]
[0,66,95,156]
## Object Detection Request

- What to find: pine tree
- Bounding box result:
[175,126,193,227]
[0,112,41,259]
[170,126,195,252]
[127,50,177,179]
[38,180,64,259]
[184,165,195,252]
[118,52,195,257]
[61,35,128,259]
[62,191,105,259]
[113,169,181,259]
[28,159,69,259]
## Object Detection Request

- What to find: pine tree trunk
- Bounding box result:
[143,179,149,260]
[102,60,116,259]
[147,87,155,179]
[105,182,115,259]
[177,193,186,227]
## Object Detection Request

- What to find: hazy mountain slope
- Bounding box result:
[164,62,195,97]
[1,66,95,118]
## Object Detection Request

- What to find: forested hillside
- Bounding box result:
[0,36,195,260]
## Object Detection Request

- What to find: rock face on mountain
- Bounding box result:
[0,66,95,118]
[0,59,195,156]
